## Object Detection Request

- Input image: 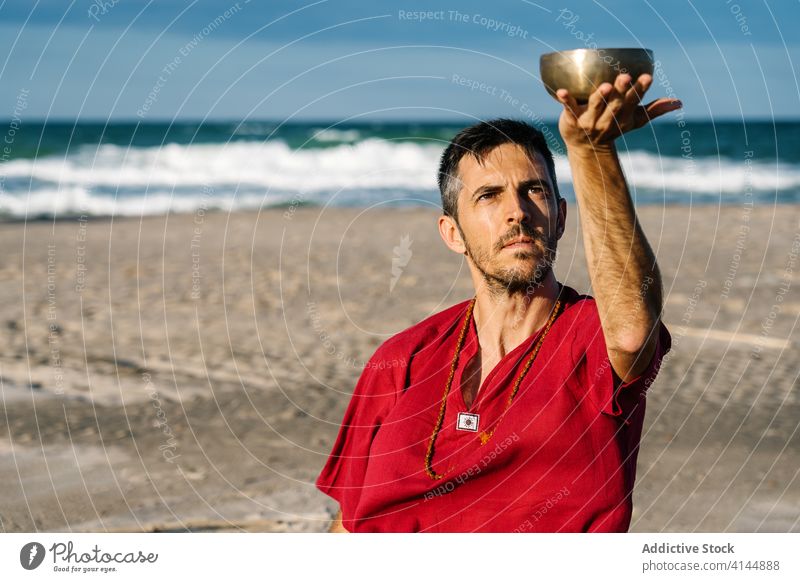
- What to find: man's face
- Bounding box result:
[440,143,566,295]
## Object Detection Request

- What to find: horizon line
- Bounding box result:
[3,116,800,124]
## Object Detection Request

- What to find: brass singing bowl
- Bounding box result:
[539,48,654,104]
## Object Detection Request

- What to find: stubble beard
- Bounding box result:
[461,223,558,299]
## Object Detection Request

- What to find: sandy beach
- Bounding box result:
[0,204,798,532]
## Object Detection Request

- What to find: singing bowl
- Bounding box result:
[539,48,654,104]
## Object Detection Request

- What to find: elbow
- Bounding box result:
[607,319,661,357]
[608,334,648,358]
[607,323,661,382]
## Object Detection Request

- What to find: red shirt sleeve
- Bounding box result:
[315,344,403,530]
[573,299,672,422]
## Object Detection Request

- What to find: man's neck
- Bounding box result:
[472,273,561,361]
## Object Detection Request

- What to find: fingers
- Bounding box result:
[586,82,613,120]
[595,73,633,128]
[634,97,683,127]
[598,73,660,130]
[625,74,653,105]
[558,71,682,143]
[614,72,635,96]
[556,88,582,120]
[563,72,640,127]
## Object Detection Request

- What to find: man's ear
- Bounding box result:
[438,214,467,254]
[556,197,567,240]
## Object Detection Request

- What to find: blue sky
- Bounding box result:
[1,0,798,121]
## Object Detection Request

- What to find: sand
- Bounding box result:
[0,204,798,532]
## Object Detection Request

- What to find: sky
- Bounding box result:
[0,0,798,121]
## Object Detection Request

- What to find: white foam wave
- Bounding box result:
[310,128,362,142]
[0,187,293,217]
[613,151,800,194]
[0,139,439,192]
[0,140,798,217]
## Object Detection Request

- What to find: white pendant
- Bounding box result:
[456,412,480,432]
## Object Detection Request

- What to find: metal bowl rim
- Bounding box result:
[540,48,654,57]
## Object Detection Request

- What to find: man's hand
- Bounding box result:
[555,73,682,151]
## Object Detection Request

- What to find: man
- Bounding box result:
[316,73,681,532]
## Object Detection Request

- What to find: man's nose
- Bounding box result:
[503,191,530,224]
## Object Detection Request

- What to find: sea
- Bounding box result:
[0,120,798,218]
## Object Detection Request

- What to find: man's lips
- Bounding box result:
[502,236,535,250]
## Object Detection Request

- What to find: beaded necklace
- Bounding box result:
[424,294,563,480]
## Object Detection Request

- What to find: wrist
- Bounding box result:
[565,141,618,159]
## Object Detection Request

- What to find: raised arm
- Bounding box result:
[555,73,681,382]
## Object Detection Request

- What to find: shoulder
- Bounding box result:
[353,299,472,402]
[369,299,472,362]
[557,284,601,329]
[557,283,672,355]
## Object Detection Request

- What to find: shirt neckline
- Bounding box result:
[454,282,573,413]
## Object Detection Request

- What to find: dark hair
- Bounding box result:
[437,118,561,221]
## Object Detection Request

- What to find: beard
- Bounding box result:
[461,222,557,297]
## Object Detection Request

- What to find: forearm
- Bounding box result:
[568,143,663,376]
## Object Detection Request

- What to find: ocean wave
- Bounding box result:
[0,139,439,191]
[309,127,362,143]
[0,139,798,217]
[0,187,299,217]
[613,151,800,194]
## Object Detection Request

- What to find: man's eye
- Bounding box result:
[528,186,546,196]
[477,192,496,201]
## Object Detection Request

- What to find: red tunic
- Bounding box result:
[316,283,671,532]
